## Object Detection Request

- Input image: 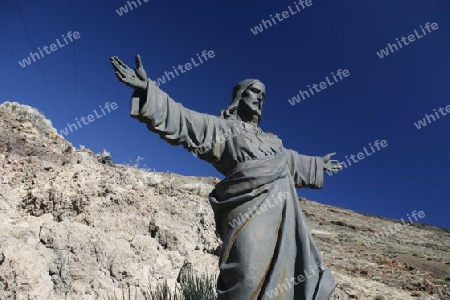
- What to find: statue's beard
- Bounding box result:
[236,97,261,124]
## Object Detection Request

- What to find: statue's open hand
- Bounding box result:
[322,152,343,173]
[110,54,148,91]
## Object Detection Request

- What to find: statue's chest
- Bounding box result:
[241,125,283,156]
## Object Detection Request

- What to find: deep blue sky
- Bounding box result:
[1,0,449,228]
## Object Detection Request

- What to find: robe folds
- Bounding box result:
[130,79,337,299]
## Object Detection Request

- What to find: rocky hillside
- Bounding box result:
[0,102,449,300]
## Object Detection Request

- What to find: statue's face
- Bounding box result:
[238,82,266,120]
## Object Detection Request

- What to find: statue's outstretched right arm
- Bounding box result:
[110,55,229,162]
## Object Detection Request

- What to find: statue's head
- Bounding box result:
[220,79,266,124]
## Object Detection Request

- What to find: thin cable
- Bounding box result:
[12,0,57,112]
[3,3,43,108]
[70,0,80,116]
[57,0,72,111]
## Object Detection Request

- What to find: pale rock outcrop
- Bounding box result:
[0,102,449,300]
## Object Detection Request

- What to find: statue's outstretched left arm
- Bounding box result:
[283,149,342,189]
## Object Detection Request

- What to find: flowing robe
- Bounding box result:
[130,80,337,299]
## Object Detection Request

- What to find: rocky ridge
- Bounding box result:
[0,102,448,299]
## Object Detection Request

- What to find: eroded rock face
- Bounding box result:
[0,106,221,299]
[0,104,449,300]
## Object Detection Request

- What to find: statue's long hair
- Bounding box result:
[219,79,263,123]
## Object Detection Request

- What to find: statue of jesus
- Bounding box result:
[110,54,343,299]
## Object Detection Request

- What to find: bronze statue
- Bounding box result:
[110,54,343,299]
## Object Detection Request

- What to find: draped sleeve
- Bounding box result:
[283,148,324,189]
[130,79,232,163]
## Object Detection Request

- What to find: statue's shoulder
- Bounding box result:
[265,132,278,139]
[265,132,283,145]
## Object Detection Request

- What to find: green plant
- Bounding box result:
[93,271,217,300]
[145,280,181,300]
[177,268,217,300]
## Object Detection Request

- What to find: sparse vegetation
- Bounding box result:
[176,268,217,300]
[94,270,217,300]
[97,148,113,164]
[125,156,177,186]
[0,101,55,133]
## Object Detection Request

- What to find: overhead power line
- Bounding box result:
[70,0,80,116]
[12,0,57,112]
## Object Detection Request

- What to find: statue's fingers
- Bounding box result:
[109,57,119,68]
[110,62,120,74]
[115,71,127,83]
[328,152,337,157]
[112,56,125,65]
[110,58,125,71]
[331,164,341,170]
[135,54,143,68]
[114,56,131,70]
[113,61,129,76]
[110,56,125,68]
[115,71,123,80]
